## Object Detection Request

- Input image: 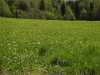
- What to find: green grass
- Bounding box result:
[0,17,100,75]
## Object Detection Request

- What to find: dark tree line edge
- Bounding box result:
[0,0,100,20]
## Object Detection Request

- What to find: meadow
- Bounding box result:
[0,17,100,75]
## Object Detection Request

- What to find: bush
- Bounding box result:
[44,11,57,20]
[57,14,63,20]
[0,7,1,16]
[64,14,70,20]
[0,0,12,17]
[16,9,23,18]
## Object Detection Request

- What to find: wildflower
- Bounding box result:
[9,47,11,49]
[70,51,73,53]
[37,42,40,44]
[13,41,16,43]
[4,56,6,58]
[8,43,11,46]
[13,53,16,55]
[0,44,3,46]
[55,41,58,43]
[25,49,27,51]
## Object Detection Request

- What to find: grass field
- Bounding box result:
[0,17,100,75]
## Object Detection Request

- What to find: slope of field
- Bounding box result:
[0,17,100,75]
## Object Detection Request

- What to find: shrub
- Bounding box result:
[16,9,23,18]
[0,0,12,17]
[36,11,46,19]
[57,14,63,20]
[44,11,57,20]
[64,14,70,20]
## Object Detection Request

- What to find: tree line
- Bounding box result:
[0,0,100,20]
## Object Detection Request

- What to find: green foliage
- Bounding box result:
[0,0,12,17]
[18,0,29,12]
[16,9,27,18]
[11,4,16,18]
[80,9,87,19]
[0,0,100,20]
[44,11,57,20]
[91,7,97,20]
[64,6,76,20]
[39,0,45,11]
[95,5,100,20]
[56,4,61,14]
[61,1,66,16]
[57,14,63,20]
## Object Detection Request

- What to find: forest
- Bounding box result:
[0,0,100,20]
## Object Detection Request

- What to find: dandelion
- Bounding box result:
[13,41,16,43]
[25,49,27,51]
[9,47,11,49]
[37,42,40,44]
[70,51,73,53]
[4,56,6,58]
[55,41,58,43]
[52,48,54,50]
[13,53,16,55]
[0,44,3,46]
[8,43,11,46]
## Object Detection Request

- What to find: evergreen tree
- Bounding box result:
[40,0,45,11]
[74,1,80,19]
[57,0,61,5]
[61,1,66,16]
[64,6,76,20]
[89,2,94,20]
[18,0,29,12]
[0,0,12,17]
[95,5,100,20]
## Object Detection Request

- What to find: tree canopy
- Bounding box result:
[0,0,100,20]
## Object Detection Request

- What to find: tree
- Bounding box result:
[56,4,61,14]
[95,5,100,20]
[11,4,16,17]
[64,6,76,20]
[61,1,66,16]
[52,0,57,8]
[89,2,94,20]
[74,1,80,20]
[40,0,45,11]
[18,1,29,12]
[0,0,12,17]
[57,0,61,5]
[85,3,90,20]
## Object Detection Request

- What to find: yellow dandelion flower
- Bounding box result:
[0,44,3,46]
[70,51,73,53]
[9,47,11,49]
[13,41,16,43]
[33,42,36,44]
[4,56,6,58]
[25,49,27,51]
[8,43,11,46]
[37,42,40,44]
